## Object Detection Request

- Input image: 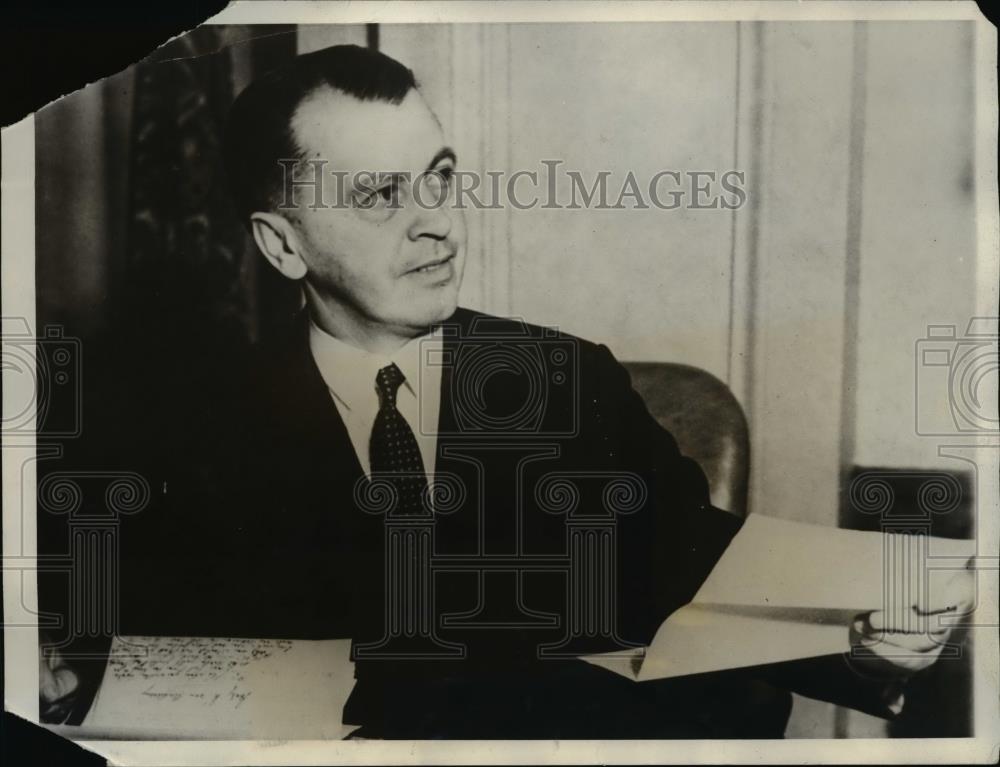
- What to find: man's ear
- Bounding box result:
[250,212,309,280]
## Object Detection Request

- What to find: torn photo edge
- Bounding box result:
[3,1,998,764]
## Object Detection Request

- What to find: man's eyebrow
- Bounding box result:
[426,147,457,171]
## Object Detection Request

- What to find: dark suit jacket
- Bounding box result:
[40,307,898,737]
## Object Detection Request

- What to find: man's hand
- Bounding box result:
[849,561,976,675]
[39,643,79,723]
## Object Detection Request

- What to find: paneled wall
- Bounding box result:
[853,22,979,470]
[375,21,981,528]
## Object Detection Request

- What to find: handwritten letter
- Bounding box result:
[82,636,356,739]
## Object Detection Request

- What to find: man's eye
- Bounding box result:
[356,184,398,210]
[420,167,454,198]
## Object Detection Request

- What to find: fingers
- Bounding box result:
[39,646,79,704]
[916,568,976,616]
[856,623,946,654]
[39,654,60,703]
[850,611,953,674]
[50,667,80,702]
[941,568,976,614]
[865,609,951,639]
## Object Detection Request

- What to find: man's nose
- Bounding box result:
[407,200,453,242]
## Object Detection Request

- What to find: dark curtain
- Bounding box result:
[117,25,251,352]
[35,24,300,352]
[33,24,300,724]
[115,24,301,355]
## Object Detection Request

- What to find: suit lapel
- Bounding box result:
[431,309,518,555]
[282,313,363,476]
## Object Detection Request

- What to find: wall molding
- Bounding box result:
[450,24,512,316]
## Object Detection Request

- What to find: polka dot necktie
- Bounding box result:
[369,363,430,516]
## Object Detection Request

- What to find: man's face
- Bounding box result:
[287,86,466,336]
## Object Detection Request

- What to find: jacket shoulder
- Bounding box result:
[449,307,604,356]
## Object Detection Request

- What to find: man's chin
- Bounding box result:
[396,296,459,333]
[424,302,460,329]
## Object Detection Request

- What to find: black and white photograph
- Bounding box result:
[2,1,998,763]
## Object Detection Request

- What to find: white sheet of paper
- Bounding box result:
[635,603,852,680]
[80,636,357,739]
[582,515,975,681]
[692,514,975,612]
[580,647,646,678]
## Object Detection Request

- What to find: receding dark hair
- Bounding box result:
[224,44,417,224]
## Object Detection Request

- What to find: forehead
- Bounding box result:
[291,87,446,173]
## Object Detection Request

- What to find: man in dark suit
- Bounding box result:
[40,43,970,738]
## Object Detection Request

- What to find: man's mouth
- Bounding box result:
[406,253,455,275]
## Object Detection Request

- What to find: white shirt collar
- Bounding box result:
[308,320,438,412]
